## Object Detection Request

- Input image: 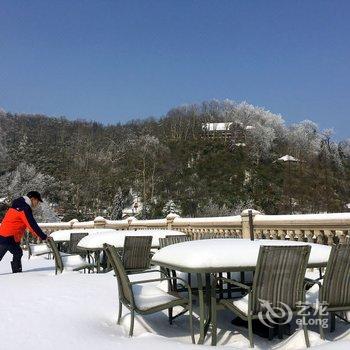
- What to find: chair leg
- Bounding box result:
[302,315,310,348]
[268,325,274,341]
[117,302,123,324]
[330,312,336,332]
[189,305,195,344]
[168,307,173,325]
[129,310,135,337]
[278,324,283,339]
[227,272,232,299]
[319,312,326,340]
[240,271,245,295]
[248,316,254,348]
[197,273,206,344]
[285,322,291,336]
[165,268,173,291]
[171,270,177,291]
[218,272,223,299]
[211,281,217,346]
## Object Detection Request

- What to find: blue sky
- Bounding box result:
[1,0,349,139]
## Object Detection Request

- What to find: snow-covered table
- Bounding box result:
[152,239,331,272]
[50,228,118,242]
[76,229,185,273]
[77,229,185,250]
[152,239,331,345]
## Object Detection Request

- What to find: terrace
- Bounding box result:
[2,210,350,350]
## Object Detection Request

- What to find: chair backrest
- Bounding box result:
[159,235,191,248]
[104,243,134,306]
[122,236,152,271]
[47,237,64,273]
[68,232,88,254]
[251,245,311,314]
[321,244,350,307]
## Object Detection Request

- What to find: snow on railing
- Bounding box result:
[38,210,350,244]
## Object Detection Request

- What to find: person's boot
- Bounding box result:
[11,260,22,273]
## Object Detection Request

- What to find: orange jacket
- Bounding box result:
[0,196,47,243]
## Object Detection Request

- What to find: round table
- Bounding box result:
[152,238,331,272]
[152,239,331,344]
[77,229,186,250]
[50,228,118,242]
[76,229,186,273]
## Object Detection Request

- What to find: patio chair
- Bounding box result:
[25,232,51,259]
[68,232,89,254]
[47,237,94,274]
[159,235,191,248]
[121,236,153,274]
[305,244,350,339]
[211,245,311,348]
[104,243,195,343]
[159,235,192,291]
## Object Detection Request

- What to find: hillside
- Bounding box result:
[0,100,349,221]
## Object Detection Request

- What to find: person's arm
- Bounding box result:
[20,207,47,241]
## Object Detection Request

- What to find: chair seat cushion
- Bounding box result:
[30,244,51,255]
[132,284,186,311]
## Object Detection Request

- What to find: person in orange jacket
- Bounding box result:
[0,191,48,273]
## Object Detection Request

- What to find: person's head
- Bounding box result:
[27,191,43,208]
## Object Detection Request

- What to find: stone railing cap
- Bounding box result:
[94,216,106,222]
[241,209,261,216]
[166,213,180,220]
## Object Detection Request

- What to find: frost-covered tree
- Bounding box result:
[197,200,232,217]
[339,139,350,159]
[287,120,321,159]
[137,202,152,219]
[0,124,9,171]
[319,129,343,169]
[162,200,182,216]
[129,135,169,202]
[0,162,57,202]
[222,101,286,161]
[109,187,133,220]
[33,200,60,222]
[0,162,60,221]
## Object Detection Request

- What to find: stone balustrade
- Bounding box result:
[38,210,350,245]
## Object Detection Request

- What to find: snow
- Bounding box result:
[152,239,331,270]
[0,252,350,349]
[133,284,181,310]
[232,295,250,315]
[306,283,322,307]
[78,229,185,249]
[29,243,51,255]
[50,228,119,241]
[60,253,89,270]
[254,213,350,225]
[278,155,299,162]
[202,122,233,131]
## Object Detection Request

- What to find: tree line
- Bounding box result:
[0,100,349,222]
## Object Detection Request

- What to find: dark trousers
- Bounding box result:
[0,236,23,273]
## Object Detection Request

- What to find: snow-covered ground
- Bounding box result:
[1,252,350,350]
